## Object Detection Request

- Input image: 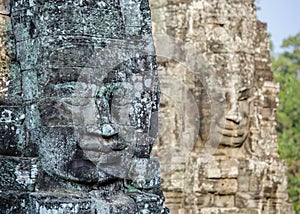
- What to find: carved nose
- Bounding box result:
[100,124,118,137]
[225,106,242,124]
[86,123,118,137]
[225,114,242,124]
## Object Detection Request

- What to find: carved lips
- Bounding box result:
[216,119,249,147]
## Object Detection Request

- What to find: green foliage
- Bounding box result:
[282,33,300,50]
[281,33,300,70]
[273,32,300,213]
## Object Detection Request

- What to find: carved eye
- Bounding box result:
[62,87,94,107]
[61,97,92,107]
[52,83,95,106]
[238,88,250,101]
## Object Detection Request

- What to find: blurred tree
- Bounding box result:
[272,33,300,213]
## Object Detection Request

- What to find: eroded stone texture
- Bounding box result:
[150,0,293,213]
[0,0,168,213]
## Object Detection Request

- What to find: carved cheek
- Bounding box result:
[80,100,100,126]
[239,101,250,117]
[110,101,133,127]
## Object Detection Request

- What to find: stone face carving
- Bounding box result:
[38,56,160,184]
[0,0,168,213]
[217,72,251,148]
[150,0,293,213]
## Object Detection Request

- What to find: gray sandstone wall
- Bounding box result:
[0,0,168,213]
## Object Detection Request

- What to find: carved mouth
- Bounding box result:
[216,123,248,146]
[78,137,132,179]
[216,125,245,137]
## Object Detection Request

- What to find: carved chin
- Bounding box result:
[78,136,133,179]
[216,126,249,147]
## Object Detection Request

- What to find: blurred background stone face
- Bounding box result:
[0,0,169,213]
[150,0,293,213]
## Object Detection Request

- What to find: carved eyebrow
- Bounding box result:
[237,87,251,101]
[52,82,96,97]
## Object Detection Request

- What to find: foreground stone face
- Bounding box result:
[0,0,168,213]
[150,0,293,213]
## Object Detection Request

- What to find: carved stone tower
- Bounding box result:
[150,0,293,213]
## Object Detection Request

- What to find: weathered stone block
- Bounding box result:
[169,171,185,190]
[249,175,263,193]
[214,179,238,194]
[81,9,125,38]
[38,126,79,179]
[199,179,238,194]
[16,39,40,71]
[24,103,40,130]
[0,106,26,156]
[184,193,213,208]
[0,156,38,191]
[22,70,38,102]
[235,192,261,209]
[128,191,168,214]
[93,193,137,214]
[36,67,97,90]
[200,207,240,214]
[0,31,16,62]
[0,106,24,123]
[0,63,22,105]
[238,208,260,214]
[35,2,84,36]
[11,0,125,38]
[237,175,250,192]
[10,0,33,12]
[22,104,40,157]
[0,0,10,15]
[163,191,184,205]
[128,157,161,189]
[205,160,221,179]
[30,193,95,214]
[122,0,142,26]
[220,159,239,178]
[36,171,95,193]
[0,15,12,33]
[0,123,25,156]
[0,191,30,214]
[213,195,235,208]
[11,11,36,42]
